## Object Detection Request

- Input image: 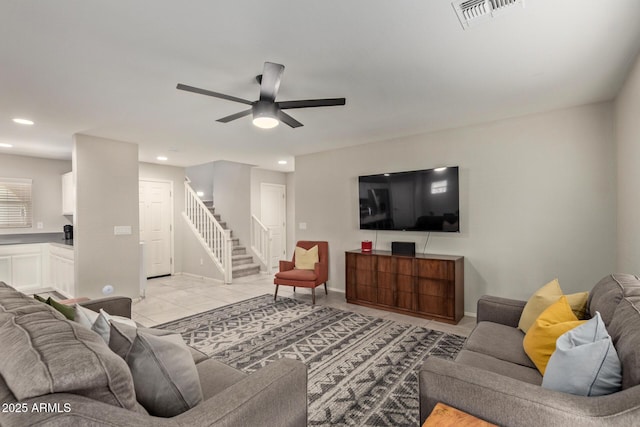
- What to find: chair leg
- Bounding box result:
[324,282,328,295]
[274,285,279,301]
[293,286,296,292]
[312,288,316,305]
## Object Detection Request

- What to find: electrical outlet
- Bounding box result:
[36,222,43,229]
[200,258,204,266]
[299,222,307,230]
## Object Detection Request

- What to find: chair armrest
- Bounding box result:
[175,358,307,427]
[79,296,132,318]
[419,357,640,426]
[314,262,328,284]
[279,260,295,272]
[476,295,526,327]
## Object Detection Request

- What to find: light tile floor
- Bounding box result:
[132,273,476,337]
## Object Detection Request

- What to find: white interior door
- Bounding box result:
[139,180,173,278]
[260,183,286,270]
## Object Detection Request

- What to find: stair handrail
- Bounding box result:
[183,180,233,284]
[250,215,272,271]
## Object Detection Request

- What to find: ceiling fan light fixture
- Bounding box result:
[252,101,279,129]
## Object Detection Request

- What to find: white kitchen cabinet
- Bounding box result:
[0,244,44,293]
[61,171,75,215]
[48,244,75,298]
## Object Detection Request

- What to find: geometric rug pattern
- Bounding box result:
[157,294,466,426]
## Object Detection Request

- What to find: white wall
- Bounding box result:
[615,53,640,275]
[0,154,71,235]
[286,172,296,258]
[73,134,140,299]
[212,160,252,257]
[186,162,214,201]
[294,103,617,313]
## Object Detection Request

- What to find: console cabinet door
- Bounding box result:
[415,259,454,317]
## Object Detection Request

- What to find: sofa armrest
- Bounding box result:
[419,357,640,427]
[175,358,307,427]
[476,295,526,327]
[279,260,295,272]
[79,296,132,318]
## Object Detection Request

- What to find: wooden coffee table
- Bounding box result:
[423,403,497,427]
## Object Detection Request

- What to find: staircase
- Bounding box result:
[203,202,261,278]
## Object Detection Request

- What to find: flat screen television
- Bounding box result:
[359,166,459,232]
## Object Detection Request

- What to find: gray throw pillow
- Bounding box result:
[91,309,137,344]
[125,330,203,417]
[109,320,175,359]
[542,312,622,396]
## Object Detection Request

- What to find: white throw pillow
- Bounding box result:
[74,304,100,329]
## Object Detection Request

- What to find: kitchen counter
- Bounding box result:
[0,233,73,246]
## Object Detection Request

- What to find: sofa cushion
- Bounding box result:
[518,278,588,332]
[0,283,138,410]
[542,312,622,396]
[523,296,585,374]
[587,274,639,325]
[126,330,203,417]
[465,322,535,368]
[275,269,317,281]
[607,295,640,390]
[455,349,542,385]
[196,358,247,399]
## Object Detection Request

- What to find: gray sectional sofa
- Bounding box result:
[0,281,307,426]
[419,273,640,426]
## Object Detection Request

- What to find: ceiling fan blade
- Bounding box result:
[278,98,346,110]
[216,109,253,123]
[277,111,303,128]
[177,83,253,106]
[259,62,285,102]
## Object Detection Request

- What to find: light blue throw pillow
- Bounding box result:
[542,312,622,396]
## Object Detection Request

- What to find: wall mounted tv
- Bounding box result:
[359,166,459,232]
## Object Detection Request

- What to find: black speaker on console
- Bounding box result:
[391,241,415,256]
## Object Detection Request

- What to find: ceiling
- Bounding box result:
[1,1,639,172]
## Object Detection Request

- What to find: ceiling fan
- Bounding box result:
[177,62,346,129]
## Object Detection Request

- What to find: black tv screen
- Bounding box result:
[359,166,459,232]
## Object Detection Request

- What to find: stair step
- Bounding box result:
[203,201,214,208]
[232,254,254,267]
[232,246,247,255]
[231,238,240,246]
[232,263,261,278]
[213,214,221,221]
[219,221,228,229]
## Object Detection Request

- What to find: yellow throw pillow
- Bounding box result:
[523,296,586,375]
[518,278,589,332]
[294,245,319,270]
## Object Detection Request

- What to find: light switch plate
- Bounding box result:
[114,225,132,235]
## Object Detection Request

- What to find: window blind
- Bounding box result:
[0,178,33,228]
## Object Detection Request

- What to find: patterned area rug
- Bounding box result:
[157,295,466,427]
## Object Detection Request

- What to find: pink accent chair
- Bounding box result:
[274,241,328,305]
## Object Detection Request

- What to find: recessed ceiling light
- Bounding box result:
[157,156,168,161]
[196,191,204,197]
[434,167,447,172]
[278,160,287,165]
[0,143,13,148]
[12,118,34,125]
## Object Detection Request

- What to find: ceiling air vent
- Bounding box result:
[452,0,525,29]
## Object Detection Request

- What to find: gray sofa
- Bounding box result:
[419,273,640,426]
[0,282,307,426]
